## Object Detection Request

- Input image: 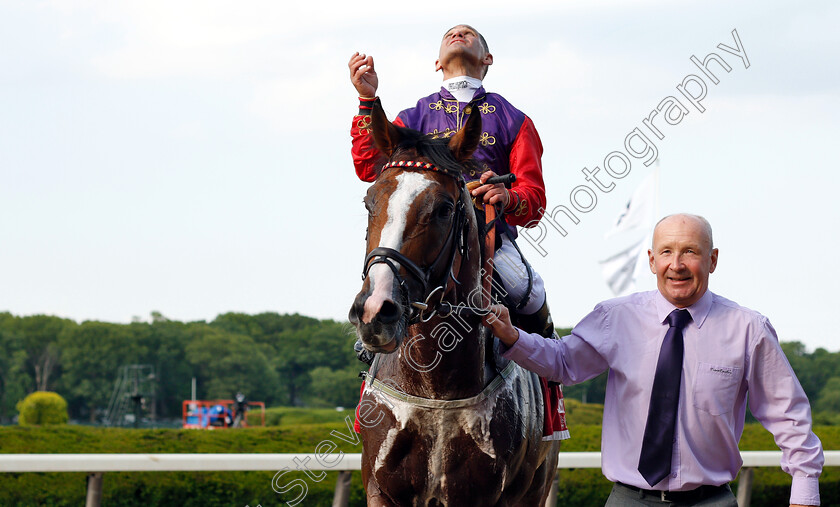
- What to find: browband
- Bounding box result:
[381,160,463,180]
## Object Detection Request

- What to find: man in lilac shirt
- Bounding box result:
[485,214,823,506]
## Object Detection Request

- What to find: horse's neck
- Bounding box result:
[385,315,488,400]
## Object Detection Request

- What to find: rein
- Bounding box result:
[361,160,490,324]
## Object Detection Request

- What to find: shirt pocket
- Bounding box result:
[692,361,743,416]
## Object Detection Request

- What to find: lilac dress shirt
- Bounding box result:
[502,289,823,505]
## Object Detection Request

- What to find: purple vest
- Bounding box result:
[397,87,526,183]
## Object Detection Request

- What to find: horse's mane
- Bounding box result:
[394,127,483,178]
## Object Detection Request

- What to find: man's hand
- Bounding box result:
[471,170,510,209]
[483,304,519,347]
[349,52,379,98]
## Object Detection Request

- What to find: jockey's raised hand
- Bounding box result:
[471,170,511,209]
[349,52,379,98]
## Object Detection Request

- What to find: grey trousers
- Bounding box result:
[604,483,737,507]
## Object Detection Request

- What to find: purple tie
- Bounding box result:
[638,308,692,486]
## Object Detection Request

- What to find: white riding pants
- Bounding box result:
[493,235,546,315]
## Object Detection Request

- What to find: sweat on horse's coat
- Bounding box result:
[365,361,543,504]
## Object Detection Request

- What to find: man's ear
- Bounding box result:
[435,58,442,72]
[482,52,493,67]
[370,99,401,158]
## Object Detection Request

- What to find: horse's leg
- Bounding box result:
[365,475,397,507]
[520,441,560,507]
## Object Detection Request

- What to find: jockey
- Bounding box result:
[349,24,557,363]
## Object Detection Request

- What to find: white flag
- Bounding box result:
[600,237,647,296]
[605,172,656,239]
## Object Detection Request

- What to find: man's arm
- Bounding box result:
[467,116,546,224]
[504,117,547,228]
[350,104,406,182]
[747,318,823,506]
[483,304,609,385]
[348,52,410,181]
[348,53,385,182]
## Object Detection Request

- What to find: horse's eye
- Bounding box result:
[436,204,454,220]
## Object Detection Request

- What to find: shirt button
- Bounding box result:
[672,473,677,478]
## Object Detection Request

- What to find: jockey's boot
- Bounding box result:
[354,338,375,366]
[515,297,558,339]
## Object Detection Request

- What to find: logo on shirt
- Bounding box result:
[709,366,734,376]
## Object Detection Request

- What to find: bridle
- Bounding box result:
[361,160,489,324]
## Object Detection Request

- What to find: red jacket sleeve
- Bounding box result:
[503,116,546,228]
[351,113,406,182]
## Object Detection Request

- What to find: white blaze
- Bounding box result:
[363,172,432,324]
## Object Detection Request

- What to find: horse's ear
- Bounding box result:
[448,109,482,162]
[370,99,402,158]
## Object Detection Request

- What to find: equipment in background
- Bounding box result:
[105,364,156,428]
[182,398,265,429]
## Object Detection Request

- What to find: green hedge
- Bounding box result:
[0,424,836,506]
[249,406,357,427]
[0,423,366,506]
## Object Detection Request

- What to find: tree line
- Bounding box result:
[0,311,363,423]
[1,311,838,425]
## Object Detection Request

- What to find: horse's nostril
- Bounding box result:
[377,300,401,324]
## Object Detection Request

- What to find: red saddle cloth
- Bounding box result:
[540,377,570,441]
[354,377,569,440]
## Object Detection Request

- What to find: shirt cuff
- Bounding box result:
[358,97,376,116]
[500,328,538,360]
[790,475,820,506]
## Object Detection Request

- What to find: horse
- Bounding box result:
[348,100,560,506]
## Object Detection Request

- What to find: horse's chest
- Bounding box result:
[374,406,506,504]
[362,375,539,505]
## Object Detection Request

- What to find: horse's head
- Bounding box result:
[348,100,482,353]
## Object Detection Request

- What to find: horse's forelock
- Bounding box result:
[395,134,480,178]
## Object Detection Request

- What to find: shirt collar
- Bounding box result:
[439,82,486,102]
[443,75,482,90]
[654,289,713,328]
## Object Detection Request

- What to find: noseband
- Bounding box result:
[362,160,481,323]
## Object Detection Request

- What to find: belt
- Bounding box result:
[616,482,729,503]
